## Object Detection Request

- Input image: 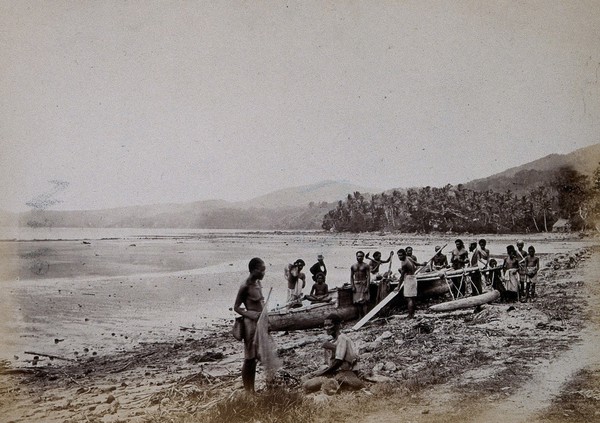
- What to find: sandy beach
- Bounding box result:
[1,230,599,422]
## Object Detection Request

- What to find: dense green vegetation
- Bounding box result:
[322,165,600,234]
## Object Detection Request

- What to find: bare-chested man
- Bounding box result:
[350,251,371,318]
[516,240,527,298]
[450,239,469,297]
[430,245,449,271]
[365,251,393,279]
[524,246,540,301]
[233,257,266,392]
[397,248,418,319]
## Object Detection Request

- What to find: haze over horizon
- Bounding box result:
[2,2,599,212]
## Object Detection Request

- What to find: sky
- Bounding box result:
[1,1,599,212]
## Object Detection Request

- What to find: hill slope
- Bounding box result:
[463,143,600,195]
[14,181,375,229]
[236,180,379,209]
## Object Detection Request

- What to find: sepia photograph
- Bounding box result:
[1,1,600,422]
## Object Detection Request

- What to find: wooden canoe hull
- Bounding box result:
[429,290,501,312]
[268,303,358,331]
[268,268,499,331]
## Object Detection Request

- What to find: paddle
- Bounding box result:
[352,281,404,330]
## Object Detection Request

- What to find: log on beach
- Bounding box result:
[429,290,500,312]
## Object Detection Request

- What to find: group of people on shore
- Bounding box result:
[233,257,362,393]
[233,238,540,392]
[283,238,540,317]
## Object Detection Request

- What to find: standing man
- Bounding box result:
[502,245,520,302]
[285,259,306,308]
[309,254,327,281]
[468,242,483,296]
[450,239,469,297]
[477,239,492,284]
[397,249,418,319]
[350,251,371,319]
[516,240,527,299]
[233,257,266,392]
[524,246,540,301]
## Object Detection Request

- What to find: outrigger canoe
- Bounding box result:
[269,266,494,331]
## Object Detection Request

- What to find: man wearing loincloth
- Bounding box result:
[350,251,371,318]
[524,245,540,301]
[502,245,520,302]
[397,248,418,319]
[233,257,266,392]
[515,240,528,298]
[469,239,489,296]
[450,239,469,297]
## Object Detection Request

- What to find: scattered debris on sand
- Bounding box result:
[0,246,597,423]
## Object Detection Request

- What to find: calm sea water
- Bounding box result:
[0,227,593,363]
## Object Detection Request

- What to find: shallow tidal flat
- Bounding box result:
[0,229,593,365]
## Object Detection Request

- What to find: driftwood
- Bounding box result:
[24,351,74,361]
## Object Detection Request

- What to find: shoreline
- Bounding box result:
[1,244,598,422]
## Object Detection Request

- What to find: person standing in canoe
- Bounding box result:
[350,251,371,319]
[309,254,327,281]
[365,250,393,279]
[397,248,418,319]
[285,259,306,308]
[450,239,469,297]
[233,257,266,392]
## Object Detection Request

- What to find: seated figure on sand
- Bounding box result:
[304,272,332,303]
[302,313,364,393]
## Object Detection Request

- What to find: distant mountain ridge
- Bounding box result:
[235,180,378,209]
[9,180,379,230]
[463,143,600,196]
[5,143,599,230]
